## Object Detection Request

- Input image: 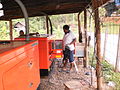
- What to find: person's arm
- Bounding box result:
[68,38,76,45]
[69,31,76,45]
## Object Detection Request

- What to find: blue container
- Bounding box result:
[115,0,120,6]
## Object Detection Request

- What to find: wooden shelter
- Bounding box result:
[0,0,111,90]
[0,0,109,20]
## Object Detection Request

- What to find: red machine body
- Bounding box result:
[50,40,63,59]
[15,36,63,75]
[0,40,40,90]
[15,36,54,69]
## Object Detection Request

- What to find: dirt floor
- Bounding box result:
[39,58,97,90]
[39,58,115,90]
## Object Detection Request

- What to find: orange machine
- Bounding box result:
[0,40,40,90]
[15,36,63,76]
[50,40,63,59]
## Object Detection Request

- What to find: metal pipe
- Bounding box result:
[40,12,53,35]
[14,0,29,41]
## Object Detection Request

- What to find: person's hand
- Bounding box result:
[66,43,71,46]
[62,50,65,54]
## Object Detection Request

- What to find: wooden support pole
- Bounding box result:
[103,28,108,59]
[9,20,13,41]
[46,16,49,34]
[115,28,120,72]
[94,8,102,90]
[78,12,82,43]
[48,17,53,35]
[84,9,87,31]
[83,9,88,68]
[46,16,53,35]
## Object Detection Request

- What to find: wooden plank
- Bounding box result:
[64,80,82,90]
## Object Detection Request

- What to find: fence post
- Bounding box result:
[103,28,108,59]
[115,27,120,72]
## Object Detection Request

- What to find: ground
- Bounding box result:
[39,58,97,90]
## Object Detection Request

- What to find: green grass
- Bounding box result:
[102,61,120,89]
[89,47,120,89]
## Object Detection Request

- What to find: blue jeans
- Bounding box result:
[63,48,74,63]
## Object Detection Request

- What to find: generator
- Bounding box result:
[0,40,40,90]
[15,35,63,76]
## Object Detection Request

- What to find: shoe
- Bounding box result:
[62,68,67,71]
[66,70,70,73]
[65,69,73,73]
[59,65,63,68]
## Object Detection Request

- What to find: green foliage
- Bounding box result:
[0,21,10,40]
[1,7,119,40]
[102,61,120,89]
[89,47,120,89]
[11,14,78,40]
[50,14,78,39]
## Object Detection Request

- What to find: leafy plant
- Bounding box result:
[89,47,120,89]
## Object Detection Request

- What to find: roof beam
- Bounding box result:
[92,0,110,9]
[0,2,87,20]
[3,0,90,10]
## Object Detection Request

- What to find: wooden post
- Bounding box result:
[94,8,102,90]
[78,12,82,43]
[115,27,120,72]
[46,16,53,35]
[48,17,53,35]
[46,15,49,34]
[9,20,13,40]
[83,9,88,68]
[103,28,108,59]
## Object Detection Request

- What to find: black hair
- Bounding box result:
[63,25,69,30]
[20,30,24,33]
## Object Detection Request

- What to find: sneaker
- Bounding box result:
[62,68,67,71]
[66,69,74,73]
